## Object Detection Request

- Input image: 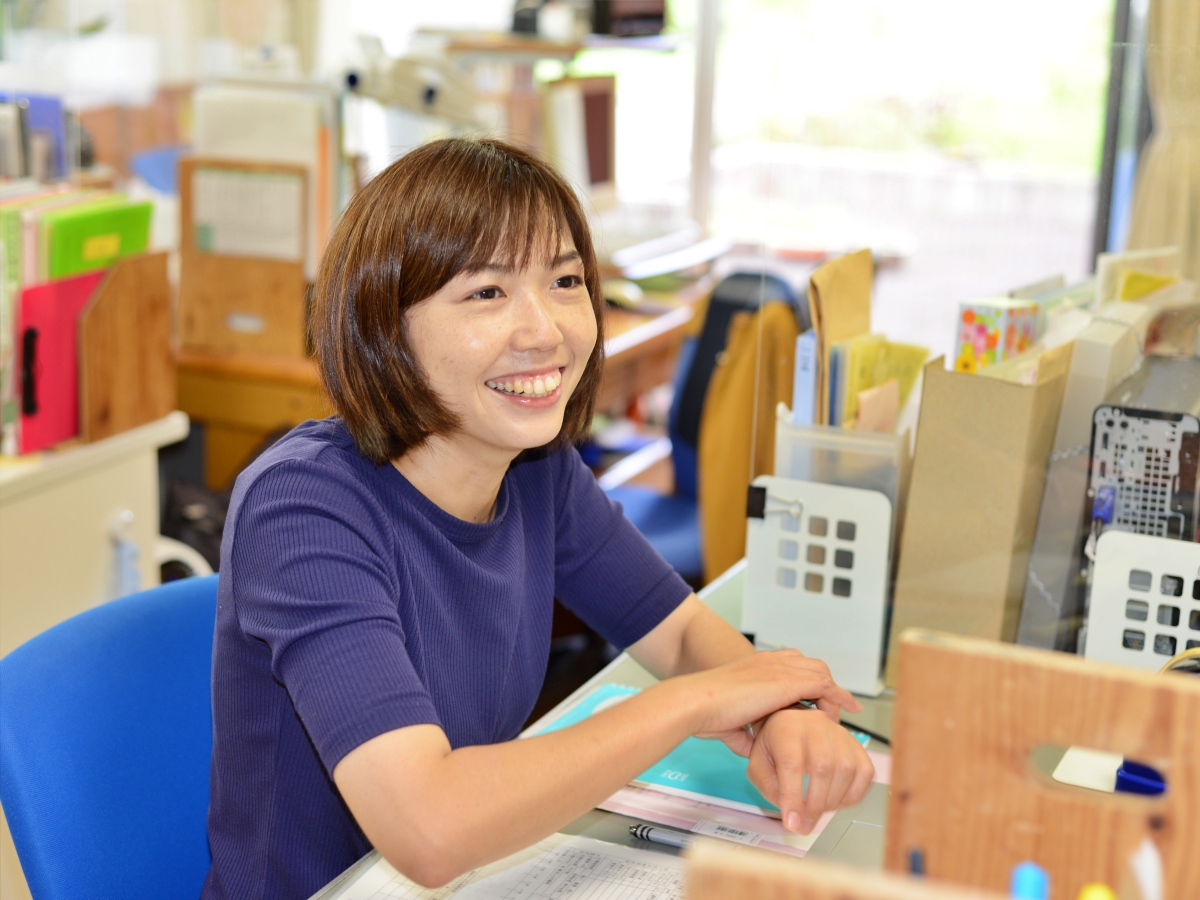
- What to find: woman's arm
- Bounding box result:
[334,647,856,888]
[626,593,754,676]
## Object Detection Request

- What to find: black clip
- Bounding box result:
[21,327,38,416]
[746,485,766,518]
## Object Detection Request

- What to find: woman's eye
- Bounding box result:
[553,275,583,289]
[470,287,502,300]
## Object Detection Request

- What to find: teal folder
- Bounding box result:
[532,683,869,815]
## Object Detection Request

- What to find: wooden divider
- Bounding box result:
[886,630,1200,898]
[178,157,309,359]
[77,252,174,443]
[687,839,1003,900]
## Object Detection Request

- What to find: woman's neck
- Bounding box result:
[392,436,516,524]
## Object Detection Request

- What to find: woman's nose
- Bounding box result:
[511,290,562,350]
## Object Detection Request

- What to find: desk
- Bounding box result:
[0,410,190,900]
[178,293,703,490]
[311,559,894,900]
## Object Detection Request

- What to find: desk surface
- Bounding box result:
[311,560,893,900]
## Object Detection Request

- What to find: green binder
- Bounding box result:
[44,199,152,280]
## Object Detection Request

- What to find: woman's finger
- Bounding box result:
[844,747,875,808]
[745,739,780,807]
[758,724,806,835]
[819,741,858,813]
[797,742,832,834]
[814,696,841,722]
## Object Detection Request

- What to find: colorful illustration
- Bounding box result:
[954,298,1040,374]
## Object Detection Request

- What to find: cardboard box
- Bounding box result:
[885,346,1071,686]
[953,298,1039,373]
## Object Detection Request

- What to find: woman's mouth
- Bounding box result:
[485,369,563,398]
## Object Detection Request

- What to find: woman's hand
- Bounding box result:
[674,648,862,742]
[745,708,874,833]
[662,648,873,834]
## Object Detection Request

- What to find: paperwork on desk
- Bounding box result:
[528,683,890,858]
[334,833,684,900]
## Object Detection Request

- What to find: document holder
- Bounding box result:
[743,475,891,696]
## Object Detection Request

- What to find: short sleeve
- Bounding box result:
[552,449,692,648]
[228,459,441,773]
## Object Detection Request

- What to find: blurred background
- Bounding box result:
[1,0,1152,362]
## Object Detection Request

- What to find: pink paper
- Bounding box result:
[602,749,891,857]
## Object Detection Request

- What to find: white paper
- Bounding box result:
[193,167,304,263]
[336,834,684,900]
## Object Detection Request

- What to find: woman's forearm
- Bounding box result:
[627,595,756,678]
[337,675,702,887]
[675,603,757,674]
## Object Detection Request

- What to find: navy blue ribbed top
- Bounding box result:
[201,418,690,900]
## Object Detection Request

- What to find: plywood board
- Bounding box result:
[77,252,175,443]
[687,839,1002,900]
[885,629,1200,899]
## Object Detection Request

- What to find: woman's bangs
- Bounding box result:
[461,174,572,276]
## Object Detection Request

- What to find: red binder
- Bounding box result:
[16,270,108,453]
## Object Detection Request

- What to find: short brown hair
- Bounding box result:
[311,137,605,464]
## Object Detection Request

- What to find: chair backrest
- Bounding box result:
[670,272,804,501]
[673,272,803,458]
[0,575,219,900]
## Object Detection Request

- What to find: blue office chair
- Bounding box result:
[0,575,219,900]
[605,273,804,585]
[605,337,704,581]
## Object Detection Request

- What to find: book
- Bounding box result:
[16,270,109,453]
[0,186,85,454]
[43,198,152,280]
[791,331,818,425]
[0,93,67,178]
[531,683,869,818]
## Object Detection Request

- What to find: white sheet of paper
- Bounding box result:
[335,833,685,900]
[193,167,304,263]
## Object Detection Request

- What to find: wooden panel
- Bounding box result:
[176,356,330,489]
[886,630,1200,898]
[204,423,274,491]
[687,839,1001,900]
[178,252,308,357]
[176,364,330,433]
[178,157,309,359]
[77,252,175,443]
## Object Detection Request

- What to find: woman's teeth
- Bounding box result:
[486,370,562,397]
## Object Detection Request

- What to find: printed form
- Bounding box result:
[335,834,684,900]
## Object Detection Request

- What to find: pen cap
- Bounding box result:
[1010,861,1049,900]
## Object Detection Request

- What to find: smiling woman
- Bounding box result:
[202,138,871,900]
[312,138,605,466]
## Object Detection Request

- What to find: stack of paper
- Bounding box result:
[335,834,685,900]
[193,84,338,279]
[806,249,872,426]
[827,334,928,431]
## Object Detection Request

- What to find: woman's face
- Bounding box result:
[404,239,598,459]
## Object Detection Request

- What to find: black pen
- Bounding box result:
[629,823,693,849]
